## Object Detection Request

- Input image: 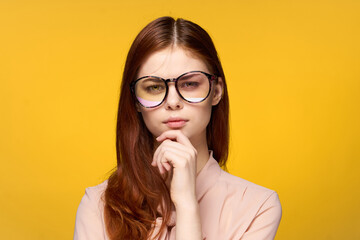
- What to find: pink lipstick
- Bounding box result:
[163,117,188,129]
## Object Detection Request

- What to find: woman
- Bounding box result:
[74,16,282,240]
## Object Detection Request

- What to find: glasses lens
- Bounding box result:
[135,77,166,107]
[177,72,210,102]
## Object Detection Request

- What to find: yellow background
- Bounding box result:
[1,0,359,239]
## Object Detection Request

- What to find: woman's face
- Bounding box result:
[136,46,223,145]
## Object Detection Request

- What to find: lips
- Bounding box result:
[163,117,188,128]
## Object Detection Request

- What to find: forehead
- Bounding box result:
[137,46,210,79]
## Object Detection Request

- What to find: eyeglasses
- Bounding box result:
[130,71,218,108]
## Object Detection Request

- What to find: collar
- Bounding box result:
[195,150,222,201]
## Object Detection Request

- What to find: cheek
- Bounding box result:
[140,111,162,136]
[192,102,213,130]
[201,105,213,127]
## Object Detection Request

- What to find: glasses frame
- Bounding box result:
[130,70,218,108]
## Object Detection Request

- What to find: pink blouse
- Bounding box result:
[74,152,282,240]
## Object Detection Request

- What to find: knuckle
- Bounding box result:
[163,151,170,160]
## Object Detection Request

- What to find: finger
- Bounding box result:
[158,146,193,170]
[153,137,196,174]
[157,159,166,174]
[156,140,172,173]
[152,139,173,166]
[156,141,177,174]
[161,150,190,170]
[155,139,197,170]
[162,162,172,171]
[156,130,193,147]
[157,151,167,174]
[153,138,186,166]
[158,139,190,153]
[152,139,170,165]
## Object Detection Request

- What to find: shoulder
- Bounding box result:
[84,180,108,202]
[214,170,282,238]
[219,170,280,202]
[74,180,109,240]
[78,180,108,210]
[200,157,281,212]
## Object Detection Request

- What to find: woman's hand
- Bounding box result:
[152,130,198,207]
[152,130,203,240]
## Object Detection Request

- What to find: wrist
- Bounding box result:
[173,196,199,211]
[175,198,202,240]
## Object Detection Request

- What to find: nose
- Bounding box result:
[164,83,183,110]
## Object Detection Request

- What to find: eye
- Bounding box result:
[146,84,165,92]
[180,81,199,88]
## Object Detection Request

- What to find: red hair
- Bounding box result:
[104,16,229,239]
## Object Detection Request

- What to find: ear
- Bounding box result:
[212,77,224,106]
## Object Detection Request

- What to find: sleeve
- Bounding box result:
[149,217,176,240]
[74,187,106,240]
[240,191,282,240]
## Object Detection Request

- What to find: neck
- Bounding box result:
[190,132,210,175]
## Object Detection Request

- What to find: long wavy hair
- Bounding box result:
[104,16,229,239]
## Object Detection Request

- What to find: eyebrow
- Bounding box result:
[140,77,164,83]
[179,73,197,80]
